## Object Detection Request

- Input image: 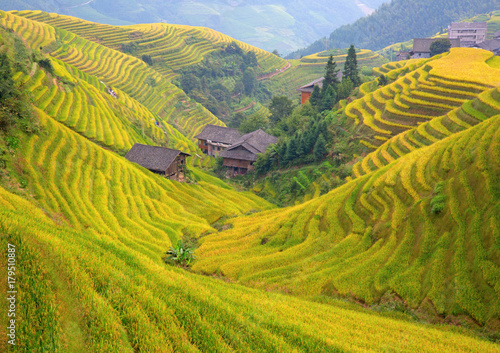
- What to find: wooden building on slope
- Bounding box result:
[298,77,325,105]
[125,143,190,181]
[194,124,241,157]
[298,72,343,105]
[220,129,278,175]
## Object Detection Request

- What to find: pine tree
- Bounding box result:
[309,85,322,108]
[338,77,354,100]
[343,45,360,87]
[313,134,327,161]
[324,54,340,89]
[320,85,336,112]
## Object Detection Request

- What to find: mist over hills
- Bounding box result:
[0,0,387,54]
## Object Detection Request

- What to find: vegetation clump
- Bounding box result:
[164,240,196,267]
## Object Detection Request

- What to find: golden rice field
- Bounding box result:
[2,182,499,352]
[1,9,500,353]
[344,48,499,149]
[0,10,225,157]
[12,10,286,79]
[194,113,500,329]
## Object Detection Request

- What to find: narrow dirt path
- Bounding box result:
[257,60,291,81]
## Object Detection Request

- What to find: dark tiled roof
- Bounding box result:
[298,72,343,92]
[194,124,241,144]
[494,31,500,39]
[413,38,460,53]
[299,77,325,92]
[476,39,500,51]
[220,129,278,161]
[125,144,189,172]
[450,22,487,30]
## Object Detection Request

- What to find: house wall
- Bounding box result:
[197,139,229,157]
[449,26,487,47]
[301,91,311,105]
[165,155,187,180]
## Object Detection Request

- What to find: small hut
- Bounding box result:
[125,144,190,180]
[220,129,277,176]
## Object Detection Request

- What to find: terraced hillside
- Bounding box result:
[13,10,287,80]
[1,23,498,351]
[3,180,499,352]
[345,48,500,149]
[194,111,500,327]
[353,84,500,177]
[0,10,229,161]
[262,49,387,102]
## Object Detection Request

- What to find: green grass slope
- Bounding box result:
[262,49,387,103]
[194,110,500,327]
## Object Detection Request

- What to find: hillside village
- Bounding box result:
[0,4,499,353]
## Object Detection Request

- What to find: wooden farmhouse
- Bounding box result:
[298,77,325,105]
[125,143,190,181]
[411,38,461,58]
[219,129,278,176]
[194,124,241,157]
[298,72,343,105]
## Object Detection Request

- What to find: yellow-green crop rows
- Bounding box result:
[345,48,498,148]
[194,113,500,326]
[13,10,286,78]
[2,182,499,352]
[0,11,227,157]
[353,85,500,177]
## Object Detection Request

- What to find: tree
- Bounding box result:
[180,73,201,94]
[254,151,273,176]
[272,49,280,57]
[337,77,353,100]
[343,45,361,87]
[269,96,294,124]
[285,136,298,164]
[323,54,340,89]
[242,68,257,95]
[239,113,268,133]
[309,85,322,108]
[430,38,451,57]
[377,74,388,86]
[0,53,15,101]
[313,134,327,161]
[320,85,336,112]
[142,54,153,66]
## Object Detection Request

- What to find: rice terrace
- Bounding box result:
[0,2,499,352]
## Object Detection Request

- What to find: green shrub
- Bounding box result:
[164,240,196,266]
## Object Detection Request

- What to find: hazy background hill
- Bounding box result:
[288,0,499,58]
[0,0,387,54]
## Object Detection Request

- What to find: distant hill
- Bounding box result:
[0,0,387,54]
[287,0,499,58]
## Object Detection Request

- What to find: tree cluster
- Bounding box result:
[309,46,360,113]
[179,43,265,121]
[254,115,330,175]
